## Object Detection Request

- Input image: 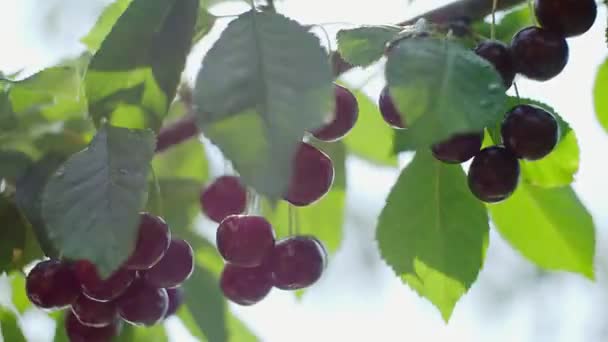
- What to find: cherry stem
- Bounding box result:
[155,114,198,154]
[513,82,522,102]
[288,204,296,236]
[491,0,498,40]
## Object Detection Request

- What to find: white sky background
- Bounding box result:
[1,0,608,341]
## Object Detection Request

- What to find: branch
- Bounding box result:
[155,113,198,153]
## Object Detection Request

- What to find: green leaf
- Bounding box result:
[0,196,27,273]
[85,0,199,132]
[81,0,134,52]
[343,89,397,166]
[489,184,595,278]
[41,125,155,277]
[0,309,26,342]
[194,10,333,200]
[0,151,32,182]
[115,324,168,342]
[388,38,506,151]
[376,150,489,321]
[152,139,208,182]
[336,26,400,67]
[147,179,203,233]
[263,141,346,253]
[594,58,608,133]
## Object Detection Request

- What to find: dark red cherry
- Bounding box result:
[378,86,406,129]
[284,143,334,207]
[200,176,247,223]
[220,263,273,306]
[71,294,118,328]
[474,40,515,88]
[431,132,483,164]
[141,239,194,288]
[510,26,569,81]
[25,260,80,310]
[535,0,597,37]
[271,236,327,290]
[65,311,121,342]
[467,146,520,203]
[164,287,184,318]
[216,215,275,267]
[312,84,359,141]
[117,280,169,326]
[73,261,136,302]
[124,213,171,270]
[501,104,559,160]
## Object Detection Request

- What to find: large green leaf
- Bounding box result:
[152,138,208,182]
[343,89,397,166]
[336,26,400,67]
[194,10,333,199]
[41,125,155,277]
[388,38,506,151]
[376,150,489,321]
[147,179,203,233]
[594,58,608,133]
[263,141,346,253]
[115,324,168,341]
[489,185,595,278]
[81,0,134,52]
[85,0,198,132]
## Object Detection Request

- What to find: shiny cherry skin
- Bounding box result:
[312,84,359,141]
[284,143,334,207]
[271,236,327,290]
[378,86,406,129]
[474,40,515,88]
[26,260,80,310]
[535,0,597,37]
[431,132,484,164]
[467,146,520,203]
[510,26,569,81]
[216,215,275,267]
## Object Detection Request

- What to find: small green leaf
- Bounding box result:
[336,26,400,67]
[388,38,506,151]
[41,125,155,277]
[594,58,608,133]
[194,10,333,199]
[376,150,489,321]
[489,184,595,279]
[86,0,199,131]
[263,141,346,253]
[0,151,32,182]
[81,0,134,52]
[343,89,397,166]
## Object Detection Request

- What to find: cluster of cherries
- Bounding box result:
[199,83,360,305]
[25,213,194,342]
[376,0,596,203]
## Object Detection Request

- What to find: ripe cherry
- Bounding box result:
[65,311,121,342]
[474,40,515,88]
[535,0,597,37]
[25,260,80,310]
[220,263,273,306]
[164,287,184,318]
[468,146,520,203]
[284,143,334,207]
[510,26,569,81]
[216,215,275,267]
[312,84,359,142]
[271,236,327,290]
[200,176,247,223]
[124,213,171,270]
[142,239,194,288]
[117,280,169,326]
[501,104,559,160]
[431,132,483,164]
[378,86,406,129]
[71,294,118,328]
[74,261,136,302]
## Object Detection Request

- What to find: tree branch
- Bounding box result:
[156,0,527,153]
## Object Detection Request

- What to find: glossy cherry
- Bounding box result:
[535,0,597,37]
[431,132,484,164]
[117,280,169,326]
[216,215,275,267]
[271,236,327,290]
[474,40,515,88]
[312,84,359,141]
[164,287,184,318]
[25,260,80,310]
[378,86,406,129]
[510,26,569,81]
[142,239,194,288]
[71,294,118,328]
[467,146,520,203]
[284,143,334,207]
[74,260,136,302]
[65,310,121,342]
[200,176,247,223]
[220,263,273,306]
[501,104,559,160]
[124,213,171,270]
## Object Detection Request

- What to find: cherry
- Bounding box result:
[124,213,171,270]
[474,40,515,88]
[74,260,136,302]
[431,132,483,164]
[117,279,169,326]
[501,104,559,160]
[216,215,275,267]
[378,86,406,129]
[311,84,359,141]
[220,263,273,306]
[25,260,80,310]
[65,311,121,342]
[271,236,327,290]
[71,294,117,328]
[164,287,184,318]
[200,176,247,223]
[284,143,334,207]
[510,26,569,81]
[467,146,520,203]
[535,0,597,37]
[142,239,194,288]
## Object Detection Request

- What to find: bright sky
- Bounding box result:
[1,1,608,342]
